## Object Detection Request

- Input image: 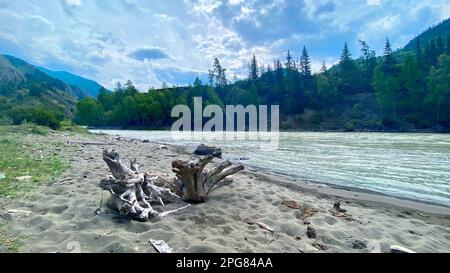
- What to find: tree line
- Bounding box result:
[75,34,450,131]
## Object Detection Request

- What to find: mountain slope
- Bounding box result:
[403,18,450,52]
[0,54,81,122]
[39,67,104,97]
[2,55,87,99]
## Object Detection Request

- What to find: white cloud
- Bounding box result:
[367,0,381,6]
[66,0,82,7]
[0,0,448,90]
[377,14,400,30]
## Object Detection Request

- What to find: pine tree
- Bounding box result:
[248,54,259,81]
[320,61,327,73]
[340,42,352,63]
[359,40,375,61]
[284,50,296,113]
[384,38,393,55]
[193,76,202,87]
[300,46,312,78]
[359,40,376,92]
[208,69,215,86]
[212,58,227,87]
[339,42,359,94]
[285,50,294,70]
[383,38,396,73]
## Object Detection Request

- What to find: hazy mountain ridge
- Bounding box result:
[38,67,105,97]
[1,55,87,99]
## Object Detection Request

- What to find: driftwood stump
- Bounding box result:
[100,149,189,221]
[172,156,244,203]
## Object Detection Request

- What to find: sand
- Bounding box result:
[0,131,449,253]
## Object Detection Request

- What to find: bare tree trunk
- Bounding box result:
[172,156,244,203]
[100,149,189,221]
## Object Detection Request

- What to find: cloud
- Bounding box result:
[367,0,381,6]
[315,1,336,15]
[0,0,448,90]
[66,0,82,7]
[154,67,208,86]
[128,47,170,61]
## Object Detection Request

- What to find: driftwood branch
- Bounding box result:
[172,156,244,202]
[68,141,115,146]
[100,149,189,221]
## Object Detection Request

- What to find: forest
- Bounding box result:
[75,31,450,132]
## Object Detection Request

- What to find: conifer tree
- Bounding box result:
[248,54,259,81]
[285,50,294,70]
[338,42,359,94]
[341,42,352,63]
[320,61,327,73]
[300,46,312,78]
[213,58,227,87]
[359,40,376,92]
[382,38,396,74]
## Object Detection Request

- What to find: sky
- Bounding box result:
[0,0,448,91]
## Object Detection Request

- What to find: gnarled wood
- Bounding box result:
[100,149,189,221]
[172,156,244,203]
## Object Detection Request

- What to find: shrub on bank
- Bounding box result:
[7,106,63,130]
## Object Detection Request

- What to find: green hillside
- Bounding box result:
[0,55,81,129]
[403,18,450,52]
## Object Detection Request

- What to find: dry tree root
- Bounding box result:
[172,155,244,203]
[100,149,189,221]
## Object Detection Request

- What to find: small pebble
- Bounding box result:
[307,226,317,239]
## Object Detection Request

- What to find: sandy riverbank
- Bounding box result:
[0,130,449,253]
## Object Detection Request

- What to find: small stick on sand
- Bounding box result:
[59,177,74,183]
[68,141,115,146]
[247,220,274,233]
[265,238,275,247]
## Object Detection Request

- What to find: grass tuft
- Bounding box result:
[0,126,69,198]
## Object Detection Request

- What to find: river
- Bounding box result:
[91,130,450,207]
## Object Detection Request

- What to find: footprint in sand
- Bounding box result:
[323,216,338,225]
